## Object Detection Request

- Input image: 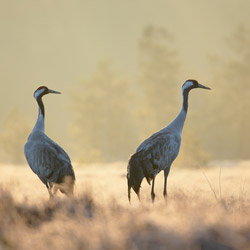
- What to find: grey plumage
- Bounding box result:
[127,79,210,202]
[24,86,75,198]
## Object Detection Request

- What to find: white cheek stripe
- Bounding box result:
[182,81,193,93]
[34,88,45,99]
[183,81,193,89]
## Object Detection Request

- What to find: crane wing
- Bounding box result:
[136,131,181,175]
[137,131,168,152]
[24,135,74,184]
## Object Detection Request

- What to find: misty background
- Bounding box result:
[1,0,250,166]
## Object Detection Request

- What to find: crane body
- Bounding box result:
[24,86,75,198]
[127,80,210,202]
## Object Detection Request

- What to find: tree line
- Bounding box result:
[1,25,250,166]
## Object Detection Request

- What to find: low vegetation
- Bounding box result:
[0,162,250,249]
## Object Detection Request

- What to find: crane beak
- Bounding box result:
[48,89,61,94]
[198,83,211,90]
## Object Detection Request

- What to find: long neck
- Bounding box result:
[165,89,190,134]
[32,96,45,132]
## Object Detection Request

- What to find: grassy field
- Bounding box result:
[0,161,250,250]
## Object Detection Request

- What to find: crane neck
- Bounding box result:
[33,96,45,133]
[165,88,190,134]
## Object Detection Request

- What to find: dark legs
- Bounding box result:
[163,167,170,198]
[46,177,74,200]
[151,177,156,202]
[46,182,54,199]
[46,182,59,199]
[128,167,170,202]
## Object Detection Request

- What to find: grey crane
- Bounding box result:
[24,86,75,198]
[127,79,210,202]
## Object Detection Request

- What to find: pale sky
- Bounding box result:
[1,0,250,152]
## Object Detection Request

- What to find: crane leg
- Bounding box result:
[46,183,54,199]
[151,177,156,202]
[163,168,170,198]
[128,186,131,203]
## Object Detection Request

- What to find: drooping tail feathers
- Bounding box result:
[127,151,154,200]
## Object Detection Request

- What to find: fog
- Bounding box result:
[1,0,250,164]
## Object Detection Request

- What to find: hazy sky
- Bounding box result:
[1,0,250,151]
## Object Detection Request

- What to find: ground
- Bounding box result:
[0,161,250,249]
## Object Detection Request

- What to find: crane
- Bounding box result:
[127,79,210,202]
[24,86,75,198]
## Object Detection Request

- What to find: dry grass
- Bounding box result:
[1,161,250,249]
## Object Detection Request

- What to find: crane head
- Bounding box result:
[182,79,211,93]
[34,86,61,99]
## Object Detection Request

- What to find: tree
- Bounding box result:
[137,25,180,136]
[137,25,209,167]
[209,25,250,159]
[0,108,32,164]
[175,129,210,168]
[70,26,210,167]
[70,60,138,162]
